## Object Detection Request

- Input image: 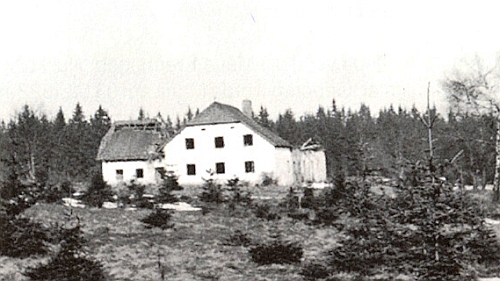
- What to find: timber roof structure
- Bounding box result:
[97,119,167,161]
[188,102,291,148]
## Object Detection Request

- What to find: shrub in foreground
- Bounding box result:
[253,203,280,221]
[301,262,330,281]
[249,239,303,265]
[224,229,252,247]
[306,162,500,280]
[140,209,174,230]
[0,215,50,258]
[82,173,113,208]
[199,177,225,204]
[157,173,182,204]
[24,223,106,281]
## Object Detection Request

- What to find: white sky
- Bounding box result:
[0,0,499,122]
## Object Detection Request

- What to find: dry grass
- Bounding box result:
[4,196,339,281]
[5,186,500,280]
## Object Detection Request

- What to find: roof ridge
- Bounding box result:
[188,101,291,147]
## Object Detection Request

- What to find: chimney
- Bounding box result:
[242,100,253,118]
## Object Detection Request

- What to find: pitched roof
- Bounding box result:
[97,122,167,161]
[187,102,291,147]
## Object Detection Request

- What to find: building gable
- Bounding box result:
[187,102,291,148]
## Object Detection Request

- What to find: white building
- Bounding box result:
[162,101,327,186]
[96,120,167,186]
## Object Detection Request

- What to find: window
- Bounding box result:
[187,164,196,175]
[136,168,144,178]
[185,138,195,149]
[245,161,255,173]
[116,169,123,180]
[155,167,166,180]
[215,136,224,148]
[243,134,253,146]
[216,162,225,174]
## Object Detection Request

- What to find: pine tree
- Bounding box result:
[24,223,107,281]
[138,108,145,120]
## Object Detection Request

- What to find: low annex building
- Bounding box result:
[162,101,327,186]
[96,119,167,186]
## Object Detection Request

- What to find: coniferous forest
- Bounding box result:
[0,100,496,190]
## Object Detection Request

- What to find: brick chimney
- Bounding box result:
[242,100,252,118]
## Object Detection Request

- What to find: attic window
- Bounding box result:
[243,134,253,146]
[136,169,144,178]
[215,137,224,148]
[116,169,123,181]
[185,138,194,149]
[216,162,225,174]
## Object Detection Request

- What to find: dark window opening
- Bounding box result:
[136,169,144,178]
[116,169,123,180]
[215,137,224,148]
[187,164,196,175]
[185,138,195,149]
[216,162,225,174]
[244,134,253,146]
[155,167,166,180]
[245,161,255,173]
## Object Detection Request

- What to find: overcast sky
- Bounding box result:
[0,0,499,122]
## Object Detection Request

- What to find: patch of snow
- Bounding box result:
[301,182,334,189]
[62,198,85,208]
[251,196,273,200]
[485,218,500,225]
[159,202,201,211]
[72,191,85,197]
[102,202,118,209]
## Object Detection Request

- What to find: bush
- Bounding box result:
[115,182,131,207]
[249,239,303,265]
[313,162,500,280]
[311,207,340,226]
[38,184,63,203]
[157,173,182,204]
[226,177,252,210]
[199,178,225,204]
[127,180,154,208]
[0,214,50,258]
[301,262,330,281]
[301,187,316,209]
[279,187,299,211]
[224,230,252,247]
[140,209,174,230]
[261,173,277,186]
[82,173,113,208]
[24,223,106,281]
[253,203,280,221]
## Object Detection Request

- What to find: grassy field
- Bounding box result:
[1,187,341,281]
[2,185,500,281]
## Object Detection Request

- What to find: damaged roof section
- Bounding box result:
[300,138,324,151]
[97,119,168,162]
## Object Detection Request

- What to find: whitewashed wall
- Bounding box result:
[163,122,278,186]
[293,149,327,183]
[274,147,295,186]
[101,160,160,186]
